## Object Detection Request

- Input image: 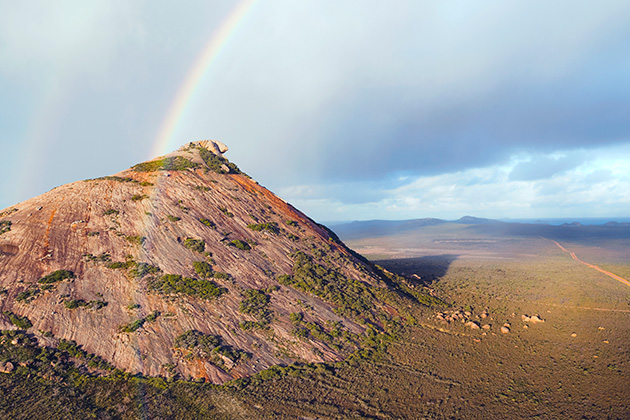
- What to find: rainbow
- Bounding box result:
[150,0,257,158]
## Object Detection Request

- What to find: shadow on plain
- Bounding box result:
[373,254,459,283]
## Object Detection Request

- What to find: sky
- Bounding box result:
[2,1,630,222]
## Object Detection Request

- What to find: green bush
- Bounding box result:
[131,194,148,201]
[103,209,119,216]
[38,270,75,284]
[3,311,32,329]
[213,271,230,281]
[130,262,162,278]
[230,239,251,251]
[198,147,242,174]
[125,235,145,246]
[119,318,145,333]
[147,274,226,300]
[239,289,271,323]
[218,206,234,217]
[285,220,298,227]
[16,286,41,303]
[183,238,205,253]
[199,218,216,229]
[193,261,214,278]
[247,222,279,233]
[166,215,181,222]
[0,220,11,235]
[131,156,200,172]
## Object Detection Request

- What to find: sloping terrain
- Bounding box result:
[0,141,432,383]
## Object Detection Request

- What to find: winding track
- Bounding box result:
[551,240,630,288]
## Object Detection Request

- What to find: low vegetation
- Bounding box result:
[192,261,213,278]
[147,274,227,300]
[131,156,200,172]
[198,146,242,174]
[119,311,160,333]
[2,311,32,329]
[166,215,181,222]
[38,270,75,285]
[63,299,108,310]
[183,238,205,253]
[88,175,153,186]
[247,222,279,233]
[125,235,145,246]
[174,330,250,367]
[230,239,251,251]
[239,289,272,325]
[0,220,11,235]
[198,218,216,229]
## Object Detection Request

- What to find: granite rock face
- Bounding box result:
[0,142,402,382]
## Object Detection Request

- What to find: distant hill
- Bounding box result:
[331,216,630,243]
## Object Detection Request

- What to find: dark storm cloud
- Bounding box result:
[307,70,630,182]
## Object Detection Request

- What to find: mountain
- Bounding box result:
[330,216,503,239]
[0,141,434,383]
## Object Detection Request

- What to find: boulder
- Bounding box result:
[0,361,14,373]
[500,326,510,334]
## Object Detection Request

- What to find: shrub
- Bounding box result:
[38,270,75,284]
[199,218,216,229]
[213,271,230,281]
[183,238,205,253]
[120,318,145,333]
[198,147,242,174]
[145,310,160,323]
[147,274,227,300]
[125,235,145,246]
[0,220,11,235]
[166,215,181,222]
[239,289,271,323]
[218,206,233,217]
[230,239,251,251]
[107,260,136,270]
[131,156,200,172]
[3,311,32,329]
[193,261,214,278]
[103,209,119,216]
[16,286,41,303]
[130,262,162,278]
[247,222,279,233]
[131,194,148,201]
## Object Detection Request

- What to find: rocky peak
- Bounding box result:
[0,142,437,383]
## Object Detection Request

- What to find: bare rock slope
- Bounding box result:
[0,141,432,382]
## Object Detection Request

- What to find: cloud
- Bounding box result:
[2,1,630,222]
[509,153,587,181]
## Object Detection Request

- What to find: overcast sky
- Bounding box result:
[2,1,630,222]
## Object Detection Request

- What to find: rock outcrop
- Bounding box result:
[0,141,431,383]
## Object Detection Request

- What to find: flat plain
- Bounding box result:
[331,222,630,419]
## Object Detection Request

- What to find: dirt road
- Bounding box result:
[551,240,630,288]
